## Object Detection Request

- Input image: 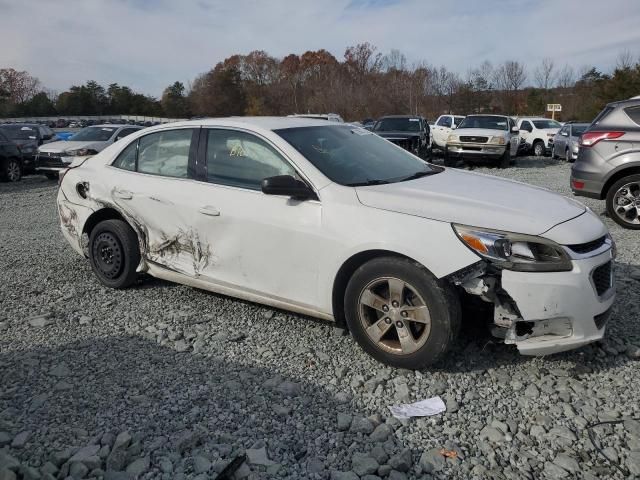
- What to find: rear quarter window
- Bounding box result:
[592,106,614,125]
[624,106,640,126]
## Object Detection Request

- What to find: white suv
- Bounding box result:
[516,117,561,157]
[431,114,465,149]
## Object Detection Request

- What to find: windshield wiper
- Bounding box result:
[345,179,391,187]
[398,170,439,182]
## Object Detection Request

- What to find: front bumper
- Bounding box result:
[501,248,615,355]
[447,143,506,160]
[36,154,90,173]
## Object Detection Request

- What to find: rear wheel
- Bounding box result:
[344,256,460,369]
[565,148,573,163]
[533,140,545,157]
[606,174,640,230]
[2,158,22,182]
[88,219,141,288]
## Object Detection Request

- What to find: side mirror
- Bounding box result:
[450,124,456,130]
[261,175,317,200]
[561,131,568,136]
[511,126,520,133]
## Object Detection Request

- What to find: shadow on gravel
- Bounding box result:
[0,335,394,478]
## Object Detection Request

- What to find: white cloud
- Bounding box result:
[1,0,639,96]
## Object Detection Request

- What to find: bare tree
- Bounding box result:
[382,49,407,72]
[556,64,575,88]
[616,50,634,70]
[534,58,556,89]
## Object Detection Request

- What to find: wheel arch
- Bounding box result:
[602,164,640,200]
[82,207,130,239]
[331,249,421,328]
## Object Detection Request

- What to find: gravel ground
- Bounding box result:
[1,157,639,480]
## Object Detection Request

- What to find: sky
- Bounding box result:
[1,0,639,97]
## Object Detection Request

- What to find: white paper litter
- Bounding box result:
[388,396,446,419]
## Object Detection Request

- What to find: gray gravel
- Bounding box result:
[1,158,639,480]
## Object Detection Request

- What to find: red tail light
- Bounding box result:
[580,131,624,147]
[572,179,585,190]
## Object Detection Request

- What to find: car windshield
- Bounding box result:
[457,116,508,130]
[0,125,38,140]
[70,126,115,142]
[275,125,438,186]
[373,118,421,132]
[572,125,588,136]
[532,119,561,129]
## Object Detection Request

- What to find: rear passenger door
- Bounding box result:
[106,127,206,275]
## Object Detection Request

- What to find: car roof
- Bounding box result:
[607,97,640,108]
[87,124,142,129]
[150,116,340,131]
[0,123,42,128]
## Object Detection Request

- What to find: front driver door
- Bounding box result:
[187,127,324,310]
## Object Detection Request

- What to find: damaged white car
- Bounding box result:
[57,118,616,368]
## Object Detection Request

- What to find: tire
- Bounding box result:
[533,141,545,157]
[1,158,22,182]
[344,256,461,369]
[44,172,59,180]
[606,174,640,230]
[443,151,457,167]
[565,148,574,163]
[551,144,558,159]
[498,149,510,169]
[88,219,141,288]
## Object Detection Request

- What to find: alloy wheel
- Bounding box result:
[358,277,431,355]
[613,181,640,225]
[534,142,544,157]
[7,160,21,182]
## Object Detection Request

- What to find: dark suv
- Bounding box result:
[372,115,431,159]
[571,97,640,229]
[0,129,23,182]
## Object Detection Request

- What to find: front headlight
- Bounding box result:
[447,134,458,143]
[489,136,506,145]
[65,148,98,157]
[453,224,572,272]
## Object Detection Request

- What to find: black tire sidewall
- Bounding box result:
[534,141,544,157]
[499,149,510,168]
[344,257,459,369]
[88,219,141,288]
[606,174,640,230]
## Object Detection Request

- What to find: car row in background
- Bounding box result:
[0,123,57,180]
[36,124,143,179]
[371,115,432,159]
[552,122,589,162]
[0,118,166,129]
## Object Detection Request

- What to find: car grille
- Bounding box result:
[460,136,488,143]
[567,236,607,254]
[594,307,612,330]
[390,138,417,152]
[37,154,65,168]
[592,261,613,296]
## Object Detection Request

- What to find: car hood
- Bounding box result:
[38,140,108,153]
[355,168,586,236]
[376,131,421,139]
[453,128,509,137]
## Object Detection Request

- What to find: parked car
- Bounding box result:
[36,124,142,180]
[444,115,519,168]
[372,115,431,159]
[57,117,615,367]
[288,113,344,123]
[516,117,561,156]
[0,129,23,182]
[571,97,640,229]
[362,118,376,130]
[0,123,57,172]
[552,122,589,162]
[55,119,68,128]
[431,114,465,150]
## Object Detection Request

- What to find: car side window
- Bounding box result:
[112,140,138,171]
[441,117,452,128]
[520,121,532,132]
[206,129,296,191]
[624,106,640,126]
[137,129,193,178]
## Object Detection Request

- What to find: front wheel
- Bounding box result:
[2,158,22,182]
[443,150,457,167]
[533,141,545,157]
[606,174,640,229]
[344,257,460,368]
[498,149,510,169]
[565,148,574,163]
[88,219,141,288]
[551,145,558,159]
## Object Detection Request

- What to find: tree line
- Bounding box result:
[2,44,639,122]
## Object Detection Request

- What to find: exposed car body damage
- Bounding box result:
[148,228,212,275]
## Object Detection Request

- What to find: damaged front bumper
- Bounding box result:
[500,249,614,355]
[455,247,615,356]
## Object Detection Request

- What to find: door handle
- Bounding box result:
[199,206,220,217]
[113,189,133,200]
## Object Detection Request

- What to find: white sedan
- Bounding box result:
[57,117,616,368]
